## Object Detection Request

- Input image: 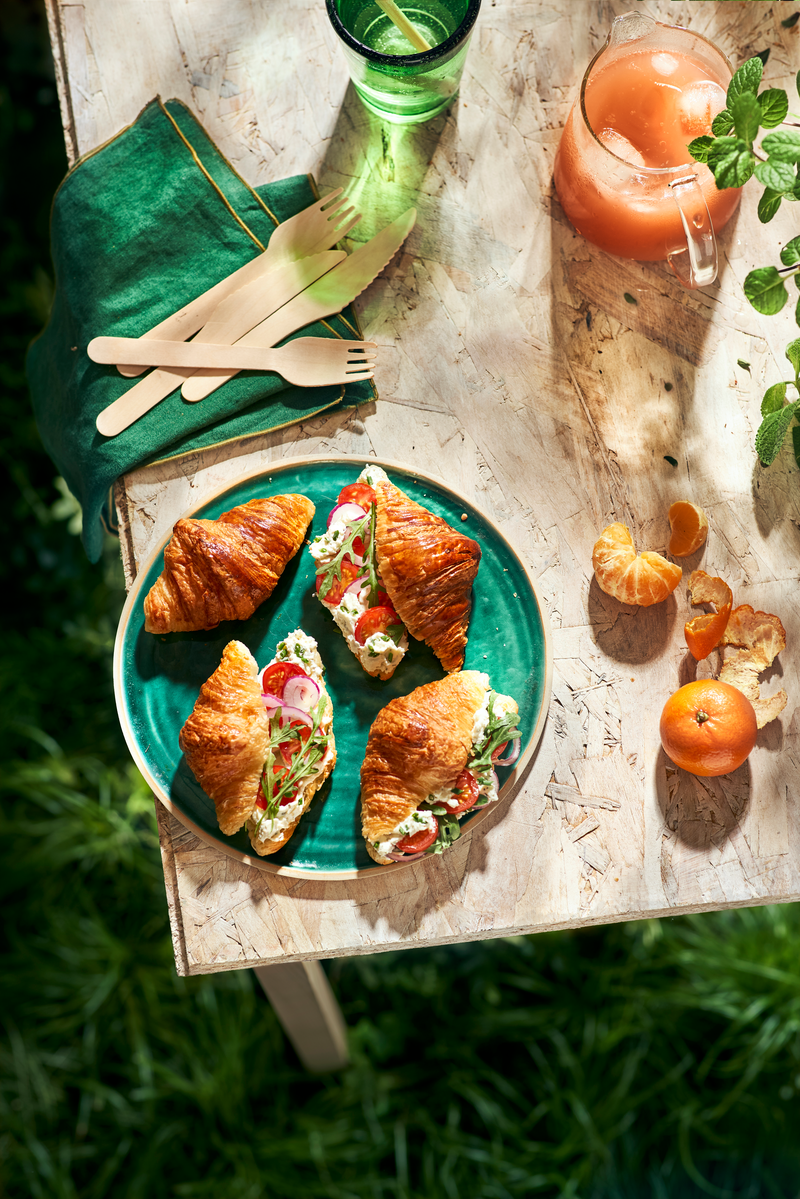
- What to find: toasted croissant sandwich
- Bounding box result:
[145,493,314,634]
[178,630,336,856]
[309,466,480,678]
[360,670,520,864]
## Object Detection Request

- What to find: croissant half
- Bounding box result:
[361,670,519,864]
[178,632,335,855]
[374,476,481,672]
[145,493,314,634]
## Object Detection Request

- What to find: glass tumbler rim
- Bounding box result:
[577,19,736,178]
[326,0,482,66]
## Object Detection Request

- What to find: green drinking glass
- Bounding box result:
[326,0,482,124]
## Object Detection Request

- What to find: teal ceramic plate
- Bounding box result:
[114,457,552,878]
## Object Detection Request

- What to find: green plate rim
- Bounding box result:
[113,455,553,880]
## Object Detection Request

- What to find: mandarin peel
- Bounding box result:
[684,570,732,661]
[719,604,787,729]
[592,522,681,607]
[668,501,709,557]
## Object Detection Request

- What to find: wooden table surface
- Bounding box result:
[47,0,800,976]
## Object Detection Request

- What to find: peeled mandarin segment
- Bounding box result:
[668,501,709,557]
[592,522,681,606]
[685,601,732,660]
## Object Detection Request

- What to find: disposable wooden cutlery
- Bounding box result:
[116,188,361,377]
[93,338,375,438]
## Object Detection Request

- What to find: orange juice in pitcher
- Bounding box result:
[553,13,742,287]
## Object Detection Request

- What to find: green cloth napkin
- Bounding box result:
[26,98,375,562]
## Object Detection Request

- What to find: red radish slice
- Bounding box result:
[493,737,521,766]
[386,851,427,862]
[344,575,369,596]
[277,705,313,729]
[282,675,321,712]
[326,502,368,528]
[261,693,282,712]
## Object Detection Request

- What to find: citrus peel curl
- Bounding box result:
[719,605,787,729]
[685,570,732,661]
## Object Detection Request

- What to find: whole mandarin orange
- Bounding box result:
[659,680,757,777]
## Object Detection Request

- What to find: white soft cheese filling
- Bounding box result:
[375,807,438,859]
[273,629,324,683]
[358,463,388,487]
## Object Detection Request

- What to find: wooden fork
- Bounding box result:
[117,189,361,377]
[94,337,376,437]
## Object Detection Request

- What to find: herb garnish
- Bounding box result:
[314,515,369,602]
[254,696,330,831]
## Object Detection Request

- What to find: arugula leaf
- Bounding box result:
[761,130,800,163]
[711,110,734,137]
[255,698,331,829]
[780,236,800,267]
[761,382,787,416]
[465,694,521,784]
[787,337,800,384]
[707,137,755,189]
[367,503,379,608]
[755,399,800,466]
[758,188,786,224]
[727,57,763,106]
[730,91,762,144]
[313,513,369,602]
[744,265,788,315]
[755,158,798,191]
[758,88,789,128]
[688,135,714,164]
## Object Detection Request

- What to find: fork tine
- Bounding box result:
[343,369,375,380]
[319,187,345,212]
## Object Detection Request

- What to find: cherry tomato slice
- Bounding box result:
[338,482,376,509]
[278,723,312,768]
[395,816,439,854]
[256,763,298,809]
[261,661,308,698]
[316,557,362,606]
[354,605,404,646]
[491,742,509,763]
[447,770,480,815]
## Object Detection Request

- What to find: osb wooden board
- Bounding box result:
[50,0,800,974]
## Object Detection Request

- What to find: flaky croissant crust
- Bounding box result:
[374,479,481,672]
[144,494,314,634]
[360,670,488,843]
[178,640,270,836]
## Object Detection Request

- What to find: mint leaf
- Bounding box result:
[744,265,788,314]
[712,110,734,137]
[761,382,787,416]
[793,424,800,470]
[761,130,800,163]
[730,91,762,145]
[781,236,800,267]
[755,400,800,466]
[758,88,789,128]
[727,57,763,105]
[797,294,800,328]
[707,138,755,189]
[688,135,714,164]
[757,188,784,223]
[754,158,798,191]
[786,337,800,383]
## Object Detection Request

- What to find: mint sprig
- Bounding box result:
[754,340,800,468]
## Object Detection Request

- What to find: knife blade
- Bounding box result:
[180,207,417,403]
[95,250,345,438]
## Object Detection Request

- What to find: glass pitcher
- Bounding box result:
[553,12,741,288]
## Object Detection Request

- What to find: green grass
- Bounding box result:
[3,3,800,1197]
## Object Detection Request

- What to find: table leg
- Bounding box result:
[253,960,349,1072]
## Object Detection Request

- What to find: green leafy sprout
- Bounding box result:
[690,58,800,469]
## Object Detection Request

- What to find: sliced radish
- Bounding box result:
[282,675,321,712]
[493,737,520,766]
[344,575,369,597]
[261,693,282,712]
[386,850,427,862]
[327,502,368,529]
[278,705,313,729]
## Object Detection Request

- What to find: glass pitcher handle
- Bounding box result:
[667,174,717,289]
